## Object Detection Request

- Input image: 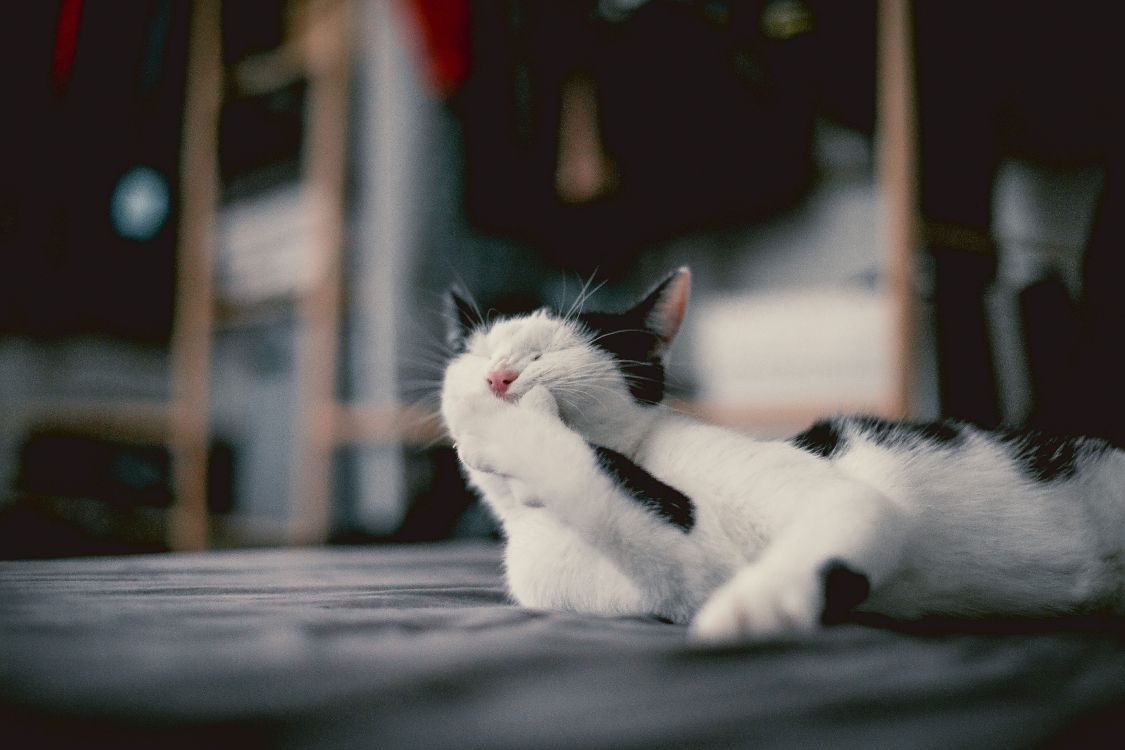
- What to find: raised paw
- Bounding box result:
[688,567,823,645]
[455,436,511,478]
[519,385,560,419]
[508,479,544,508]
[453,393,583,489]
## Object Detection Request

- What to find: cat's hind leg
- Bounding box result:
[689,476,908,643]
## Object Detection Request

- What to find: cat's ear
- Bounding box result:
[446,288,480,351]
[631,267,691,352]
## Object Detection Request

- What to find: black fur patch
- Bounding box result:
[850,415,964,448]
[996,429,1112,483]
[445,290,479,353]
[791,416,965,459]
[790,420,847,459]
[819,560,871,626]
[593,445,695,532]
[578,312,666,405]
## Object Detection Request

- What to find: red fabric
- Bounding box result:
[51,0,83,93]
[404,0,470,97]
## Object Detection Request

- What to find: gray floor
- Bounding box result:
[3,541,1124,749]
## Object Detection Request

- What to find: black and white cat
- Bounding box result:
[441,268,1125,643]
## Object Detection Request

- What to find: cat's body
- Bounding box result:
[441,269,1125,642]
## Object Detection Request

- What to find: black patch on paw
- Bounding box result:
[790,420,847,459]
[996,429,1112,483]
[593,446,695,531]
[819,560,871,626]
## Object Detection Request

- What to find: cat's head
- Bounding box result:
[441,268,691,439]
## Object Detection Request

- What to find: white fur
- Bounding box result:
[441,281,1125,644]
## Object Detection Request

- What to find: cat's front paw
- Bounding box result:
[454,438,491,475]
[453,406,539,480]
[453,396,583,487]
[688,567,823,645]
[455,433,513,478]
[519,385,559,419]
[442,390,508,446]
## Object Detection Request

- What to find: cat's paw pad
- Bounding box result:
[688,568,822,645]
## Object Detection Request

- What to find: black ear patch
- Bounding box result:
[593,445,695,532]
[578,311,666,405]
[629,267,690,349]
[446,289,480,352]
[819,559,871,625]
[570,269,689,406]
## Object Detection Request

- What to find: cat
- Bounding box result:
[440,267,1125,643]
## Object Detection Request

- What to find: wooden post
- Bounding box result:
[877,0,919,418]
[292,0,352,544]
[167,0,221,551]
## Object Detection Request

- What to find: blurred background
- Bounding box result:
[0,0,1120,558]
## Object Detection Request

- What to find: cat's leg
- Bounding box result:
[454,387,553,512]
[689,476,909,643]
[447,387,543,521]
[455,387,706,614]
[461,465,537,525]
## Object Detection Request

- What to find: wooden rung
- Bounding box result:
[333,403,447,446]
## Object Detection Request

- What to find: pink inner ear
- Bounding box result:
[652,267,691,345]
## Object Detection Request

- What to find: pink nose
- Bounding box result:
[486,368,519,397]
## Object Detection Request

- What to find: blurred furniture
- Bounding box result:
[4,0,921,551]
[914,1,1119,433]
[10,0,356,551]
[192,0,357,548]
[313,0,923,532]
[666,0,916,435]
[4,541,1125,747]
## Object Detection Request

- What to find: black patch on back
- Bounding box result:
[793,415,1116,484]
[593,445,695,532]
[995,429,1112,483]
[819,559,871,626]
[850,415,964,448]
[577,312,665,405]
[790,420,847,459]
[791,415,964,459]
